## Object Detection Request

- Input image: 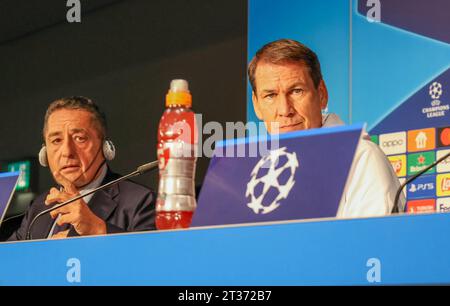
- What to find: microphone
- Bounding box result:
[26,160,159,240]
[392,151,450,214]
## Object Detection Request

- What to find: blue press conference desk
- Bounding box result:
[0,213,449,285]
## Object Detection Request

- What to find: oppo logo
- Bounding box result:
[382,140,404,147]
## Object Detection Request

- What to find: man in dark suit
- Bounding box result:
[8,96,155,240]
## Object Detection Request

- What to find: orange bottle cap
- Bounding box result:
[166,79,192,107]
[166,91,192,107]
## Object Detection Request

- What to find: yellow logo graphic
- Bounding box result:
[437,174,450,197]
[388,155,406,177]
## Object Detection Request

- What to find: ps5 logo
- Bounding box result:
[408,183,434,193]
[245,147,299,215]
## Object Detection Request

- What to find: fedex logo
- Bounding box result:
[437,198,450,213]
[438,203,450,213]
[407,175,436,199]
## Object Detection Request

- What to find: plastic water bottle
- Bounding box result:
[156,79,197,229]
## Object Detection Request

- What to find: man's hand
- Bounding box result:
[51,229,70,239]
[45,171,107,237]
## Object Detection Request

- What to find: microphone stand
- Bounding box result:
[392,151,450,214]
[26,161,159,240]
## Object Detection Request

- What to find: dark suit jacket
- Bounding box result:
[8,169,156,241]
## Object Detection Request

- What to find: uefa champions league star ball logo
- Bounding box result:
[429,82,443,100]
[245,147,299,214]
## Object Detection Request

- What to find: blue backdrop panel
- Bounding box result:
[193,125,362,226]
[370,69,450,134]
[247,0,350,125]
[248,0,450,213]
[353,0,450,131]
[355,0,450,212]
[247,0,450,130]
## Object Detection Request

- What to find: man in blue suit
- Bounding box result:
[8,96,155,240]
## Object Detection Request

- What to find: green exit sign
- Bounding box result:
[7,160,30,191]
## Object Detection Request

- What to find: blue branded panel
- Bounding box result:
[353,0,450,130]
[357,0,450,45]
[192,125,362,226]
[360,0,450,209]
[1,213,450,285]
[407,175,436,200]
[370,69,450,134]
[0,172,19,218]
[248,0,450,130]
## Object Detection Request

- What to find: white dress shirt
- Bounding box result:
[322,114,406,218]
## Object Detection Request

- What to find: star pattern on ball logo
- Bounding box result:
[429,82,443,100]
[245,147,299,215]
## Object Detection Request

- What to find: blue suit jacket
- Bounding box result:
[8,169,156,241]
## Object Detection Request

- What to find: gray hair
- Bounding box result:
[43,96,107,140]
